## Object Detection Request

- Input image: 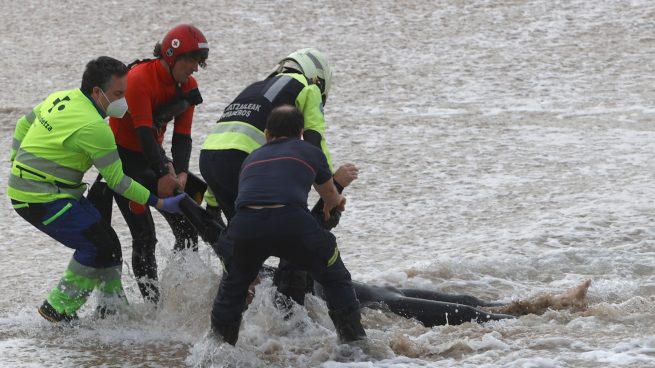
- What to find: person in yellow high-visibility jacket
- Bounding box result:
[199,48,357,220]
[8,56,186,322]
[199,48,359,312]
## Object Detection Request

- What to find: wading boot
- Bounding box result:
[211,319,241,346]
[328,302,367,343]
[38,300,78,323]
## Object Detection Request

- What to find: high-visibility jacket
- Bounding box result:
[201,72,333,171]
[8,88,151,204]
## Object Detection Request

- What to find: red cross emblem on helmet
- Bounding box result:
[161,24,209,67]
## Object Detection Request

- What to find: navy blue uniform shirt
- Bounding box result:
[235,138,332,209]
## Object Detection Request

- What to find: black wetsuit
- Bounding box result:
[257,266,512,327]
[340,283,509,326]
[179,195,514,328]
[114,146,198,303]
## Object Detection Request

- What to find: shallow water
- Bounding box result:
[1,0,654,367]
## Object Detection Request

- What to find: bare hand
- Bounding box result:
[166,162,176,176]
[333,163,359,188]
[323,195,346,221]
[157,173,179,197]
[246,276,261,305]
[177,171,188,191]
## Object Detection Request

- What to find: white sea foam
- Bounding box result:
[1,0,655,367]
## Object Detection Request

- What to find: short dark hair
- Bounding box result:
[266,105,304,138]
[80,56,128,94]
[179,48,209,69]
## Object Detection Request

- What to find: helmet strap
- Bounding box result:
[159,58,180,84]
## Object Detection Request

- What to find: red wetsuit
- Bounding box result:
[110,59,197,152]
[108,58,199,304]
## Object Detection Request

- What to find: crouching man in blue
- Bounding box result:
[211,105,366,345]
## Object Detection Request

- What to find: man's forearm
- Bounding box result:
[314,180,341,210]
[136,126,168,178]
[171,133,192,173]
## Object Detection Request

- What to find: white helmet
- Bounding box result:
[276,48,332,104]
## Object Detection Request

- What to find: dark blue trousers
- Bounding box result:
[12,197,121,268]
[211,206,357,327]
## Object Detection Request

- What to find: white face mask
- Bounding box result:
[100,89,128,118]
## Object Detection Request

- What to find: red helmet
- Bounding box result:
[161,24,209,66]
